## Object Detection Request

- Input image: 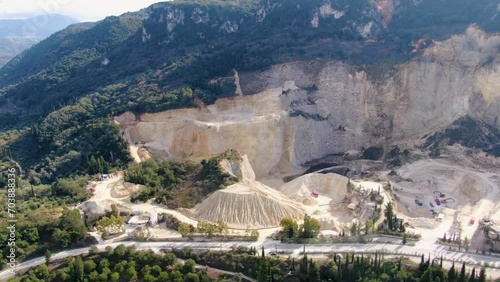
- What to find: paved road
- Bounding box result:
[2,239,500,281]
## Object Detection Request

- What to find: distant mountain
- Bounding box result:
[0,14,78,37]
[0,37,38,66]
[0,14,78,66]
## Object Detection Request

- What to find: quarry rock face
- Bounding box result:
[118,26,500,179]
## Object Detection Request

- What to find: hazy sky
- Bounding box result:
[0,0,167,21]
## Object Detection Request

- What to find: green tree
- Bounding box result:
[184,272,200,282]
[83,259,96,273]
[52,228,71,247]
[448,262,456,282]
[181,259,196,274]
[59,208,87,243]
[170,270,183,282]
[257,258,270,282]
[458,262,466,282]
[478,268,486,282]
[365,220,373,235]
[300,216,321,238]
[110,272,120,282]
[298,253,309,281]
[469,267,476,282]
[96,214,125,235]
[280,217,299,238]
[350,222,358,236]
[124,266,138,281]
[385,202,394,230]
[197,221,217,238]
[178,223,192,237]
[309,259,320,282]
[44,250,51,264]
[70,257,84,282]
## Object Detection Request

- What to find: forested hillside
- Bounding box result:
[0,0,498,183]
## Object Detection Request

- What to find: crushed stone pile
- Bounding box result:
[195,181,305,228]
[280,173,349,205]
[194,154,304,228]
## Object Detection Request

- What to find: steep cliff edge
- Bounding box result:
[116,26,500,179]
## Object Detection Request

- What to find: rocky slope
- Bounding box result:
[1,0,499,181]
[117,26,500,179]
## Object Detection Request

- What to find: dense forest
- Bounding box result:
[8,244,489,282]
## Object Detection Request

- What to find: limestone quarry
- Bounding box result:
[116,26,500,179]
[193,155,305,228]
[109,26,500,241]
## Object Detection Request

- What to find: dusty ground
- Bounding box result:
[392,158,500,241]
[84,142,499,247]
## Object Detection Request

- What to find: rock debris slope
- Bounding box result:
[194,155,305,228]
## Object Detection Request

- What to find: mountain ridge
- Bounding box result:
[0,14,79,67]
[0,0,499,182]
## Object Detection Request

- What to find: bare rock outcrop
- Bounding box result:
[116,26,500,179]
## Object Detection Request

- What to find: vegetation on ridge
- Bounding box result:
[124,150,240,208]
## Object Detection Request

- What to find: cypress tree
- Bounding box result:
[385,202,394,230]
[337,260,343,281]
[268,264,272,282]
[298,254,309,281]
[478,268,486,282]
[423,268,433,282]
[309,259,320,282]
[261,246,265,257]
[448,262,456,282]
[458,262,466,282]
[257,258,270,282]
[469,267,476,282]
